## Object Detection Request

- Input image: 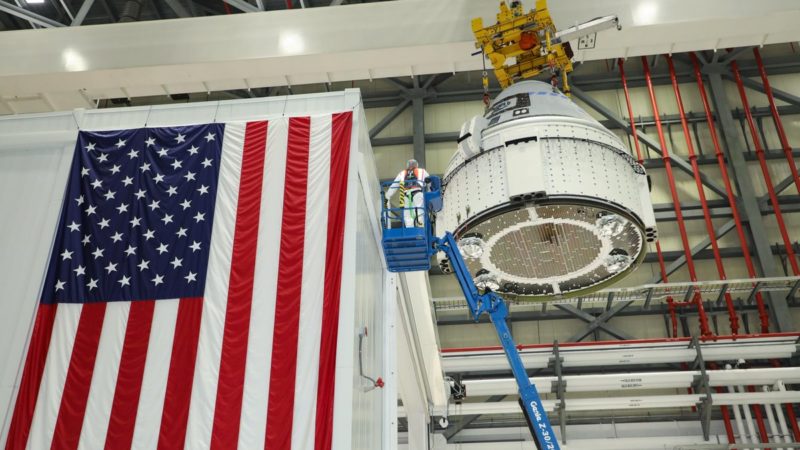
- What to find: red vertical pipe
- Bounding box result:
[746,386,772,449]
[619,58,679,338]
[709,363,737,445]
[753,47,800,195]
[641,56,712,337]
[689,53,770,333]
[729,60,800,276]
[665,54,739,335]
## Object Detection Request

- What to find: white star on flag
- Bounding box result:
[175,133,186,143]
[115,138,126,148]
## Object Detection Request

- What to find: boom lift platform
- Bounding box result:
[381,178,560,450]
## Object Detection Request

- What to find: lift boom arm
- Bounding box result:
[431,233,560,450]
[380,177,559,448]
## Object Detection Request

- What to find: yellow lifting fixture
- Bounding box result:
[472,0,620,99]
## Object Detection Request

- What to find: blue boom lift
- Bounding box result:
[381,177,560,450]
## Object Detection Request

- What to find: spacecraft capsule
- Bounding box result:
[438,80,657,299]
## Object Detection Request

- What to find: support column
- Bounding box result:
[706,73,792,331]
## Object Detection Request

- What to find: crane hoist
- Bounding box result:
[472,0,620,99]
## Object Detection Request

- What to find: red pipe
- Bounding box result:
[708,362,737,445]
[285,0,292,8]
[746,385,772,449]
[641,56,712,337]
[618,59,679,338]
[729,60,800,276]
[689,53,770,333]
[753,47,800,195]
[665,55,739,335]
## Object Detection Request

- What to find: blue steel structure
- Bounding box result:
[381,177,560,450]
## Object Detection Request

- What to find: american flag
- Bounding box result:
[5,113,353,450]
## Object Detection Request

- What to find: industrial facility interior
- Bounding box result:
[1,1,800,449]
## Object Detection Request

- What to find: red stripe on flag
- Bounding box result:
[315,112,353,450]
[4,303,58,450]
[51,302,107,450]
[264,117,311,450]
[157,297,203,450]
[210,120,269,449]
[104,300,155,450]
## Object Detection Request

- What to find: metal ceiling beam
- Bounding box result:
[369,98,410,139]
[720,46,751,64]
[707,72,792,331]
[222,0,259,13]
[552,304,634,341]
[70,0,95,25]
[725,72,800,109]
[163,0,191,17]
[565,301,634,342]
[0,1,65,27]
[648,219,738,283]
[444,395,506,441]
[571,86,730,200]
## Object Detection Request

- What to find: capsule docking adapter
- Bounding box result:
[437,80,657,300]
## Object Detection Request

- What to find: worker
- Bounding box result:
[385,159,430,228]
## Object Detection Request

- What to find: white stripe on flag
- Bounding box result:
[130,299,179,449]
[184,122,246,449]
[237,118,288,449]
[26,303,82,450]
[76,302,129,450]
[291,115,332,450]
